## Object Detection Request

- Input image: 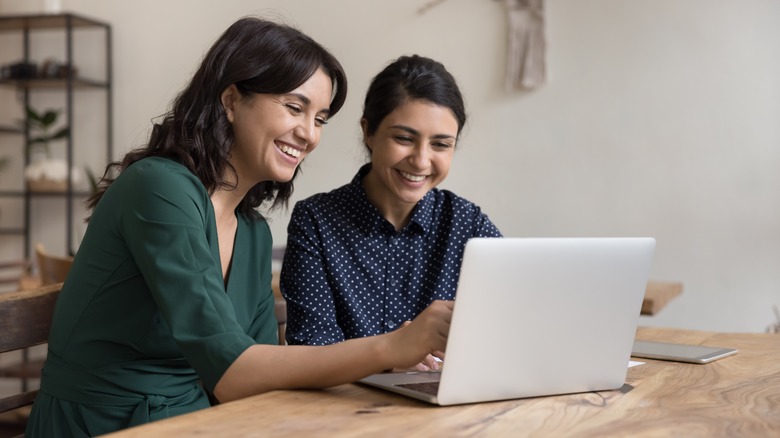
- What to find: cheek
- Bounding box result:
[435,153,454,174]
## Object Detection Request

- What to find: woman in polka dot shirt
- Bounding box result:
[281,55,502,370]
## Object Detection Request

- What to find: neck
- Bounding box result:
[211,188,244,222]
[212,161,257,219]
[362,172,414,231]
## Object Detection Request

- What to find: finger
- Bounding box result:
[421,354,439,371]
[413,362,430,372]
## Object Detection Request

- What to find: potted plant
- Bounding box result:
[23,106,82,192]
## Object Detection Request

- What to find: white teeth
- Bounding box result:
[400,171,425,182]
[279,145,301,158]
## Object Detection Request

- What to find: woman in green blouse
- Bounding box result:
[25,17,452,437]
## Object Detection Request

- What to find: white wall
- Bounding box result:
[1,0,778,333]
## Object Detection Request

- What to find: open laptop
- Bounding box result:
[359,237,656,406]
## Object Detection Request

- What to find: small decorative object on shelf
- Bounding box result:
[43,0,63,14]
[0,57,76,80]
[22,106,81,192]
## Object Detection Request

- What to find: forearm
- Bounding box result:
[213,333,395,402]
[214,299,453,403]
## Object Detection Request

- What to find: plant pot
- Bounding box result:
[27,178,69,192]
[24,158,82,192]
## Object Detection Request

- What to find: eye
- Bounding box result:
[285,103,303,114]
[433,141,454,149]
[394,136,413,144]
[315,117,329,126]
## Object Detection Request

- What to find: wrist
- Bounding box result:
[374,330,398,371]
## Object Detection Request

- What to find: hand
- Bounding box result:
[386,300,453,370]
[409,353,444,372]
[394,324,445,372]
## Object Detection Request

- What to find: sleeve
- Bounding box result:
[244,219,280,346]
[474,207,503,238]
[120,164,255,391]
[280,201,346,346]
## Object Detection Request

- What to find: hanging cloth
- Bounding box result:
[502,0,546,90]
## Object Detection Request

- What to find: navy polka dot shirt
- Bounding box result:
[280,164,502,345]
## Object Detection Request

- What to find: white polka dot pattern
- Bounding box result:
[281,164,502,345]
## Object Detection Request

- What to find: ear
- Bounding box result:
[221,84,240,123]
[360,118,372,152]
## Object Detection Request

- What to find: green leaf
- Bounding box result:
[50,127,70,140]
[26,106,43,122]
[41,110,58,126]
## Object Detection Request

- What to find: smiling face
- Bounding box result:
[362,98,459,228]
[222,68,333,189]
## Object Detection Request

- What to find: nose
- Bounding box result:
[294,117,319,149]
[408,143,430,168]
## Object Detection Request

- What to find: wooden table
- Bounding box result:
[103,327,779,437]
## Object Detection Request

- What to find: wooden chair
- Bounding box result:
[0,283,62,418]
[35,243,74,286]
[0,244,73,396]
[0,259,37,292]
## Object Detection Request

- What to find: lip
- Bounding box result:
[275,141,305,164]
[395,169,428,186]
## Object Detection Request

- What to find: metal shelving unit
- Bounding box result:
[0,12,112,256]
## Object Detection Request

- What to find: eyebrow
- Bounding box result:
[388,124,456,140]
[288,92,331,116]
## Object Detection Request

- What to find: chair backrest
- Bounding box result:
[0,282,62,414]
[35,243,74,286]
[0,259,33,290]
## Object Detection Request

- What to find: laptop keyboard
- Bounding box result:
[396,381,440,396]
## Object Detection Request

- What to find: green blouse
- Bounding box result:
[26,157,278,437]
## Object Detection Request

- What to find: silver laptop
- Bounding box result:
[359,237,656,406]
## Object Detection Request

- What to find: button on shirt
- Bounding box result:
[281,164,502,346]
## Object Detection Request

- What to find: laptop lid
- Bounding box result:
[359,237,656,406]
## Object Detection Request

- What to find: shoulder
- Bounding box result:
[292,181,353,217]
[116,157,207,202]
[103,157,211,225]
[433,189,502,235]
[121,157,202,189]
[429,188,484,214]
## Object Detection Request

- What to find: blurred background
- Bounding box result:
[0,0,778,333]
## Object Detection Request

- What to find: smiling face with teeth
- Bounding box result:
[362,98,458,229]
[222,68,333,191]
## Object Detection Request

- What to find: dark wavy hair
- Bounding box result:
[87,17,347,219]
[361,54,465,144]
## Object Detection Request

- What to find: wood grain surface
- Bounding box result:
[103,327,779,437]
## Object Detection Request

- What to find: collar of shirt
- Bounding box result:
[348,164,434,236]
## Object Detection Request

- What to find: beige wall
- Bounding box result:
[1,0,778,333]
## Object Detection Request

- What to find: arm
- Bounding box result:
[121,161,257,390]
[280,202,345,345]
[214,299,453,402]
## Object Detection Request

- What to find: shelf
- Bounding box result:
[0,228,26,235]
[0,12,111,256]
[0,125,22,134]
[0,190,92,197]
[0,77,109,89]
[0,13,109,31]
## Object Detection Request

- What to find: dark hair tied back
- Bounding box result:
[361,54,466,139]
